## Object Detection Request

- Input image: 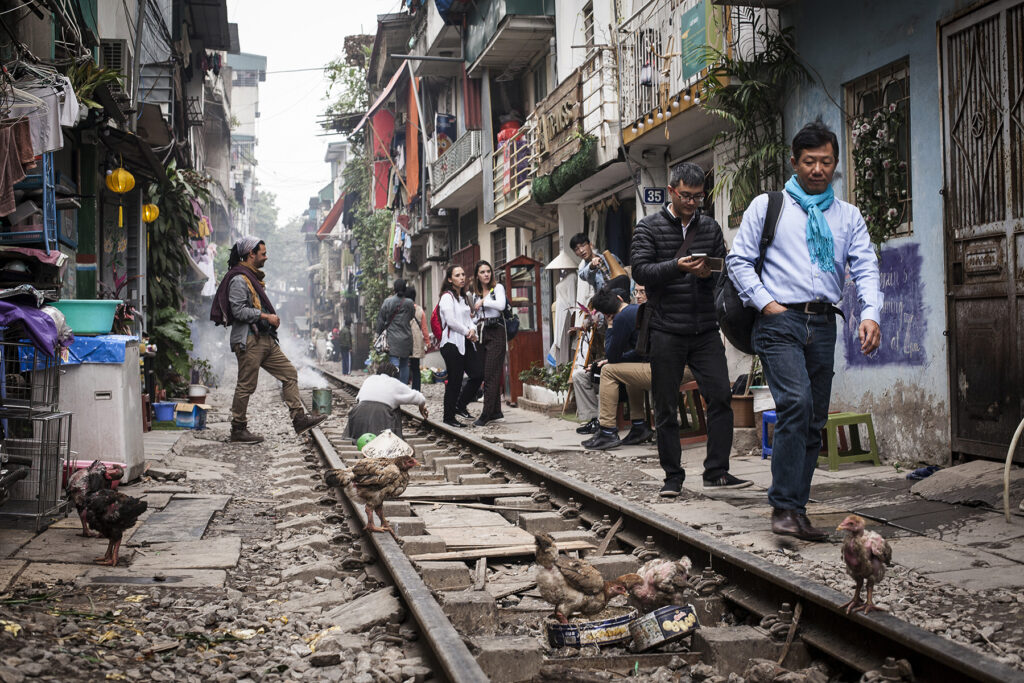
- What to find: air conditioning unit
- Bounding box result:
[426,233,449,262]
[99,40,131,102]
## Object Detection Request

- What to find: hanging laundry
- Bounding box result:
[19,82,62,154]
[12,120,34,168]
[0,126,27,216]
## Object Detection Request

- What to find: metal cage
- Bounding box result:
[1,412,71,530]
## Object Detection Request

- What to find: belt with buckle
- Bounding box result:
[782,301,838,316]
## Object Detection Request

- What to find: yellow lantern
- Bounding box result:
[142,203,160,223]
[105,167,135,227]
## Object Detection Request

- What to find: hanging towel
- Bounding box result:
[0,127,27,217]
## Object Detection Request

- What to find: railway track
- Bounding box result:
[308,367,1023,683]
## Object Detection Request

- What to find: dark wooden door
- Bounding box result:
[504,256,543,404]
[942,0,1024,461]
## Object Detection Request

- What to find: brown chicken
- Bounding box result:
[86,489,148,566]
[626,556,694,611]
[66,461,124,537]
[837,514,892,614]
[534,533,641,624]
[324,455,419,532]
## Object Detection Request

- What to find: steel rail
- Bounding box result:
[305,414,488,682]
[320,368,1024,683]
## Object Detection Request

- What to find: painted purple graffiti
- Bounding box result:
[840,242,926,367]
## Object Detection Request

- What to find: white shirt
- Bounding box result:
[666,203,696,238]
[356,375,426,409]
[477,283,506,320]
[438,291,474,354]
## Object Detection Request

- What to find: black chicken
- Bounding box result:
[66,460,124,537]
[86,489,148,566]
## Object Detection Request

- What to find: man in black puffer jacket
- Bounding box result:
[631,162,751,497]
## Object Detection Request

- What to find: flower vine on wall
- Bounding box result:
[850,103,909,246]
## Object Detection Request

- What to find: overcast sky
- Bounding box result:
[230,0,402,223]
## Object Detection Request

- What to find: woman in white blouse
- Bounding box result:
[469,260,507,426]
[438,264,482,428]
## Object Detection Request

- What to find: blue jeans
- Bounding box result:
[753,309,836,513]
[389,355,410,384]
[340,348,351,374]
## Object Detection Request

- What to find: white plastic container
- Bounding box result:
[59,340,144,481]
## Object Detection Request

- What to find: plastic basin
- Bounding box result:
[51,299,119,335]
[152,401,176,422]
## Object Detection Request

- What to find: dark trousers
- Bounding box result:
[650,329,733,484]
[480,324,506,418]
[440,342,482,421]
[457,341,483,413]
[753,309,836,513]
[410,357,422,391]
[340,347,351,374]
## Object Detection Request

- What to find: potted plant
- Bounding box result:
[188,358,216,403]
[732,356,765,428]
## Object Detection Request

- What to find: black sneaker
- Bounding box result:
[455,408,474,420]
[584,431,621,450]
[443,418,466,428]
[576,418,599,434]
[659,479,683,498]
[620,424,654,446]
[703,473,753,489]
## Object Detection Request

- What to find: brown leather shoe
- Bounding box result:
[229,426,264,444]
[771,508,801,536]
[794,513,830,542]
[293,413,328,435]
[771,508,830,542]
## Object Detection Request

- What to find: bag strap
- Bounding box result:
[674,216,702,261]
[754,191,784,276]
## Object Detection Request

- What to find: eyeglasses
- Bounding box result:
[669,188,705,203]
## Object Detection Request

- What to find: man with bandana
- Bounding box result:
[727,121,882,542]
[211,236,328,444]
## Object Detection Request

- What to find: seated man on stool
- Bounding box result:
[573,302,604,435]
[582,289,654,450]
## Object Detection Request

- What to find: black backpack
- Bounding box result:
[715,191,783,355]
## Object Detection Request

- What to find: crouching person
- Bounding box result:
[343,363,429,442]
[581,289,654,450]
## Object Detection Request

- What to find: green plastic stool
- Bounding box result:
[818,412,880,471]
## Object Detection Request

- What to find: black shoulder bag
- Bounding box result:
[634,217,703,355]
[714,191,783,355]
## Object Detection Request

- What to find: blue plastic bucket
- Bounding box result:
[153,401,175,422]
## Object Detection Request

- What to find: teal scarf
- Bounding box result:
[784,175,835,273]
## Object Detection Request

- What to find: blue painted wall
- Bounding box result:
[780,0,977,463]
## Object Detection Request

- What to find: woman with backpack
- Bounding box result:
[469,260,507,426]
[437,264,482,428]
[375,279,415,383]
[405,286,430,391]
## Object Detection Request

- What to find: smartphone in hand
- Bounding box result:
[689,253,724,272]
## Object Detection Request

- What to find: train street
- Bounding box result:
[1,365,1022,682]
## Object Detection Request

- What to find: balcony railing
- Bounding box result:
[618,0,774,131]
[580,47,620,148]
[491,121,534,219]
[431,130,483,191]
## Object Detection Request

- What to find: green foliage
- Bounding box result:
[518,362,572,393]
[65,61,124,110]
[146,162,210,392]
[150,306,193,396]
[322,45,371,134]
[850,104,909,247]
[695,12,807,212]
[343,144,392,336]
[531,134,597,205]
[189,358,217,387]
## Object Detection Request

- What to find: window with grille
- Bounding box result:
[583,2,595,51]
[99,40,129,97]
[492,228,507,268]
[844,58,913,236]
[532,60,548,102]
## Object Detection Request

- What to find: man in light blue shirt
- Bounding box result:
[726,121,882,542]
